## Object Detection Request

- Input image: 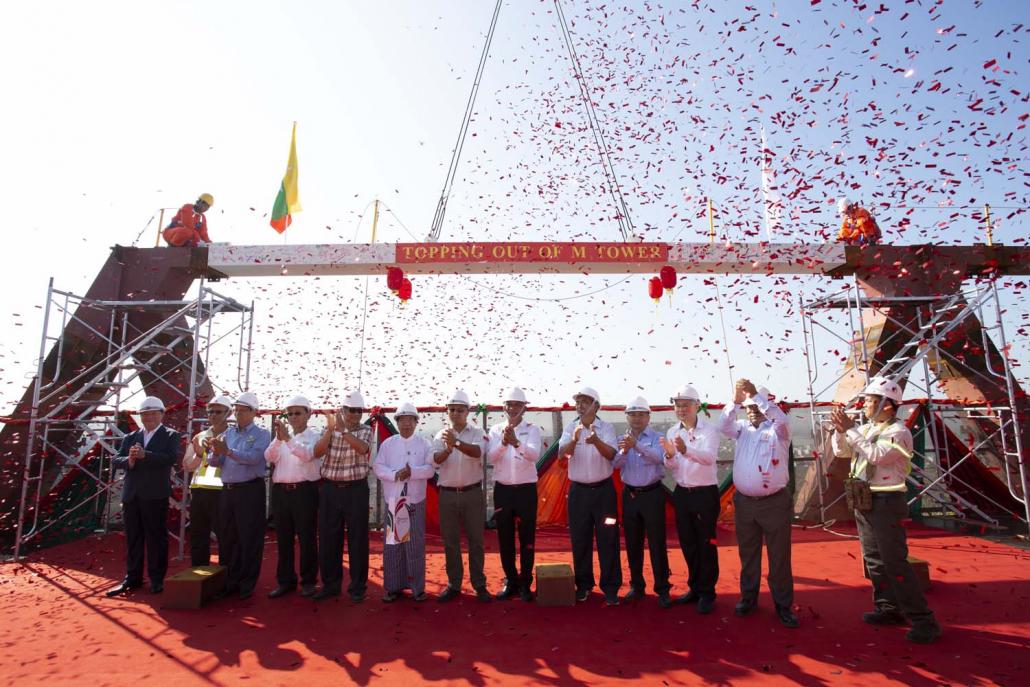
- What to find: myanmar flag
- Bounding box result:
[270,123,301,233]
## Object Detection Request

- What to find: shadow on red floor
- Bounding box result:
[1,523,1028,686]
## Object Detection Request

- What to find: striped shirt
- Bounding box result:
[321,424,374,482]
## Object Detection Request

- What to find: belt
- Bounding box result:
[495,482,537,489]
[438,483,482,493]
[223,478,263,490]
[676,483,718,492]
[322,478,367,488]
[572,477,612,489]
[274,481,317,491]
[624,481,662,494]
[736,488,784,501]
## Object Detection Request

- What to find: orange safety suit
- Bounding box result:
[163,204,211,247]
[837,206,880,246]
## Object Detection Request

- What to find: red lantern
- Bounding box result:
[648,276,663,303]
[397,277,412,302]
[386,266,404,292]
[660,265,677,292]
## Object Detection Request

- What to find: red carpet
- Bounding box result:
[1,523,1028,686]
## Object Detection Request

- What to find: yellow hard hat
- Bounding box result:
[198,193,214,206]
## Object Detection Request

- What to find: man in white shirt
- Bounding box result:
[559,386,621,605]
[264,395,323,599]
[830,376,941,644]
[433,390,490,603]
[661,384,722,614]
[719,379,799,628]
[374,402,436,603]
[486,387,541,602]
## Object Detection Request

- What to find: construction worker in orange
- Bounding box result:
[837,197,881,246]
[162,193,214,247]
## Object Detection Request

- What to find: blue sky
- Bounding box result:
[0,0,1026,412]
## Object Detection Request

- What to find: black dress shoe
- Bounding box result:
[300,584,318,598]
[575,589,590,602]
[734,598,757,616]
[381,591,400,603]
[604,593,620,607]
[238,588,254,601]
[675,591,700,606]
[412,591,428,602]
[776,604,800,628]
[267,585,294,599]
[621,587,645,603]
[150,582,164,594]
[475,588,492,603]
[519,588,534,603]
[105,581,142,597]
[862,609,907,626]
[496,584,519,601]
[348,591,367,603]
[697,596,716,615]
[657,593,672,609]
[313,587,340,601]
[437,586,460,603]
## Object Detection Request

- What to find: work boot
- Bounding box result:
[906,620,942,644]
[862,609,907,626]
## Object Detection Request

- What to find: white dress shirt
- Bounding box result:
[432,424,488,488]
[265,427,322,483]
[560,416,618,484]
[374,433,436,505]
[143,424,164,448]
[665,416,721,487]
[718,391,792,497]
[486,419,542,485]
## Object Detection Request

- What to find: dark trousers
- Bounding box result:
[494,482,537,590]
[189,488,223,567]
[733,488,794,608]
[568,479,622,596]
[856,492,934,623]
[272,481,319,588]
[220,479,267,594]
[439,486,487,591]
[672,484,721,598]
[123,497,168,585]
[318,479,370,595]
[622,484,671,595]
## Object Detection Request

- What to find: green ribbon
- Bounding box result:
[700,401,711,418]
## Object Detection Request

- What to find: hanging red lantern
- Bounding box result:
[386,266,404,292]
[397,277,412,302]
[648,276,663,303]
[659,265,677,292]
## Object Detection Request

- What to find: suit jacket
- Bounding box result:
[112,425,182,502]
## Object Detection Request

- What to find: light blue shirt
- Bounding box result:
[612,426,665,487]
[208,422,272,484]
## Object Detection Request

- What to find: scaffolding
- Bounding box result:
[11,280,253,559]
[800,276,1028,534]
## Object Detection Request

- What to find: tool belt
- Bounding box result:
[843,478,872,512]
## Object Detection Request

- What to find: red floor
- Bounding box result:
[1,523,1028,686]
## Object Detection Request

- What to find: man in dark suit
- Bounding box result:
[106,396,181,596]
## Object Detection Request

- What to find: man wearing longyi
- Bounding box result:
[559,386,622,605]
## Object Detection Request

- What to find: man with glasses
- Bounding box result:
[265,395,322,599]
[486,387,541,602]
[182,395,234,567]
[313,390,373,602]
[558,386,621,605]
[434,390,490,603]
[208,392,271,600]
[662,384,721,614]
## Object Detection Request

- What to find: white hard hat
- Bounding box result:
[503,387,528,404]
[447,390,471,407]
[837,197,852,215]
[235,392,260,410]
[670,384,700,402]
[574,386,600,404]
[207,395,234,409]
[285,395,312,411]
[863,376,903,405]
[742,387,771,407]
[394,402,419,418]
[625,396,651,413]
[139,396,165,412]
[342,390,365,409]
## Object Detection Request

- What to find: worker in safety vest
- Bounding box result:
[836,197,881,246]
[163,193,213,247]
[182,395,233,567]
[830,377,942,644]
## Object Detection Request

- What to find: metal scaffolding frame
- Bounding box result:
[800,276,1028,533]
[12,279,253,559]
